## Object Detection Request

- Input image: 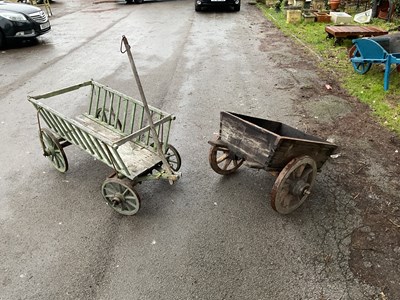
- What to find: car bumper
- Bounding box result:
[3,19,50,39]
[197,0,239,5]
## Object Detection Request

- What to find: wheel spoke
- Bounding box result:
[124,199,137,210]
[222,158,232,170]
[42,133,52,145]
[216,152,229,163]
[122,188,130,196]
[279,188,291,207]
[300,167,313,181]
[104,186,117,194]
[104,194,114,200]
[294,164,306,178]
[54,155,62,168]
[283,194,299,208]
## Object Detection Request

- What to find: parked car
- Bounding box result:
[0,1,50,49]
[126,0,143,3]
[195,0,241,12]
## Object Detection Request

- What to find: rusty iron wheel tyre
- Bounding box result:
[208,145,244,175]
[270,156,317,214]
[165,144,181,172]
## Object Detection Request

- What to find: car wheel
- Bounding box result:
[0,31,5,50]
[233,2,240,11]
[134,0,143,3]
[195,2,201,11]
[126,0,133,3]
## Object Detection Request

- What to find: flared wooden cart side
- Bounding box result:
[218,112,337,171]
[208,111,338,214]
[28,80,181,215]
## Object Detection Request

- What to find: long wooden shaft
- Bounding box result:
[121,36,173,175]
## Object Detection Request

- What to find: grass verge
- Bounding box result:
[258,4,400,135]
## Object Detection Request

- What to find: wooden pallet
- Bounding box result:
[325,25,388,45]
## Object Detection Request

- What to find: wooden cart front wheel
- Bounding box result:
[40,128,68,173]
[165,144,181,172]
[208,145,244,175]
[271,156,317,214]
[101,178,141,216]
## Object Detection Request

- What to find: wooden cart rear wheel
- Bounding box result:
[101,178,141,216]
[271,156,317,214]
[165,144,181,171]
[209,145,244,175]
[40,128,68,173]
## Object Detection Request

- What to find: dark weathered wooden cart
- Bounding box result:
[208,112,338,214]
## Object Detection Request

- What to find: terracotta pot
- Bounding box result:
[330,0,340,11]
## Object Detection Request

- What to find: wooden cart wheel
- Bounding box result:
[96,108,122,130]
[101,178,141,216]
[208,145,244,175]
[349,45,372,75]
[40,128,68,173]
[165,144,181,171]
[271,156,317,214]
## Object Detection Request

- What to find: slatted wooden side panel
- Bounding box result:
[219,112,278,165]
[86,82,173,152]
[219,112,337,171]
[37,107,130,177]
[268,138,337,170]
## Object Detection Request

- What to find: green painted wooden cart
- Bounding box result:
[28,80,181,215]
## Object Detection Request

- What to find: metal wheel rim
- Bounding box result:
[101,178,140,216]
[350,47,372,74]
[165,144,181,171]
[40,128,68,173]
[209,145,244,175]
[271,156,317,214]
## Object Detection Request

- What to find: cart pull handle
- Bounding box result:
[120,35,174,179]
[120,36,128,54]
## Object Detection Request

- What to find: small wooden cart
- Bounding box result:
[28,37,182,216]
[28,80,181,215]
[208,112,338,214]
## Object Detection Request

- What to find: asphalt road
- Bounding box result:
[0,0,380,299]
